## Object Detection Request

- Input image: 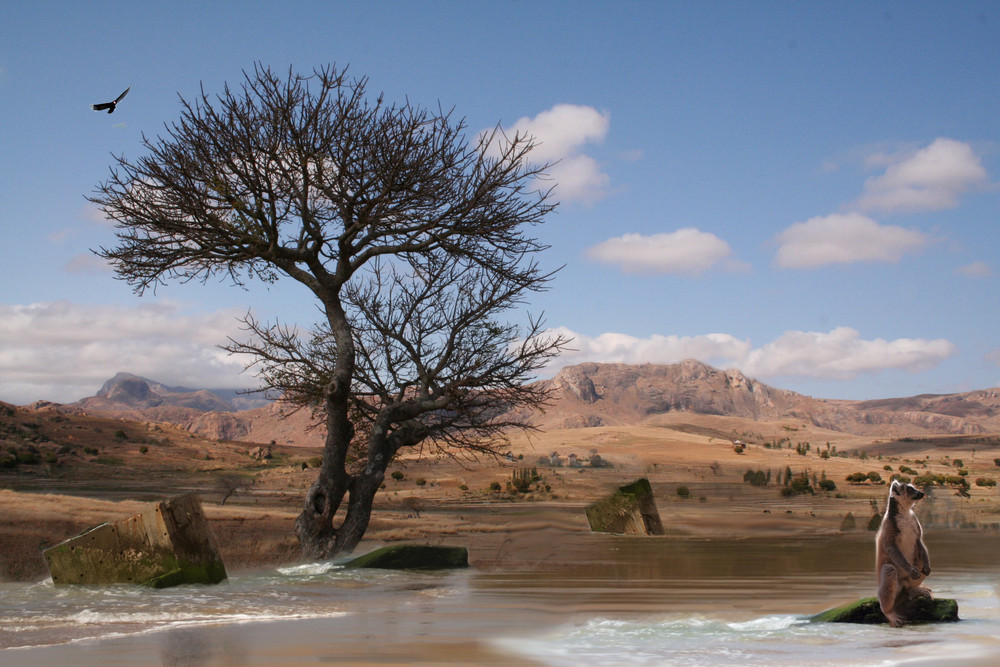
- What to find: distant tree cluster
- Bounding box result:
[846,471,885,484]
[743,469,769,487]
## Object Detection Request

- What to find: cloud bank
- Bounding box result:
[587,228,743,275]
[0,301,958,404]
[0,301,257,405]
[548,326,955,382]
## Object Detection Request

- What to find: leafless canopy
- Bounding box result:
[91,64,568,558]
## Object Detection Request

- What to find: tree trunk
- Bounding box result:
[295,296,362,560]
[294,435,386,560]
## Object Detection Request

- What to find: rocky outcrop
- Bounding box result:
[533,361,1000,436]
[189,411,252,441]
[536,360,809,428]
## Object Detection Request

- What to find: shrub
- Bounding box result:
[15,449,41,465]
[510,467,535,493]
[391,471,405,481]
[913,473,943,487]
[867,513,882,531]
[818,479,837,492]
[139,445,149,454]
[743,470,768,487]
[846,472,868,484]
[415,478,427,487]
[975,477,997,487]
[459,484,469,491]
[953,459,964,468]
[676,486,690,498]
[489,481,502,492]
[866,471,883,484]
[839,512,856,531]
[994,458,1000,467]
[113,429,127,440]
[788,476,814,495]
[883,465,893,471]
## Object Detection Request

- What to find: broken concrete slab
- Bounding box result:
[43,493,227,588]
[344,545,469,570]
[809,596,959,624]
[585,478,665,535]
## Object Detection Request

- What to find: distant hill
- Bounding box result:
[535,360,1000,436]
[24,362,1000,445]
[75,372,272,413]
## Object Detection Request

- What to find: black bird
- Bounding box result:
[92,86,131,114]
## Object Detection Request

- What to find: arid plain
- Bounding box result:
[3,361,1000,582]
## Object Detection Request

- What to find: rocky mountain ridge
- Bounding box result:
[22,362,1000,444]
[539,360,1000,436]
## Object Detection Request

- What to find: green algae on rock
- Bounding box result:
[809,596,959,624]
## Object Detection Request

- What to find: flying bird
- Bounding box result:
[92,86,131,114]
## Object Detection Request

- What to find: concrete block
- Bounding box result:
[585,478,664,535]
[43,493,227,587]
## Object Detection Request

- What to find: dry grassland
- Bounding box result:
[3,407,999,582]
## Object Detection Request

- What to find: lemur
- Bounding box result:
[875,480,932,627]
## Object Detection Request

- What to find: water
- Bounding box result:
[2,532,998,665]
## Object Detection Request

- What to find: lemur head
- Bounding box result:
[889,479,924,509]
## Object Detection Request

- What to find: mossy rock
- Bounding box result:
[344,545,469,570]
[809,596,959,624]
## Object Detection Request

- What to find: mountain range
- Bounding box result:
[24,362,1000,445]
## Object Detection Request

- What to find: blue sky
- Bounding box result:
[1,1,998,405]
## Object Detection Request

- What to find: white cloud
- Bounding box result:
[956,261,994,278]
[855,138,989,213]
[587,228,743,275]
[741,327,956,380]
[547,327,751,372]
[0,301,257,405]
[487,104,611,203]
[773,212,927,269]
[547,154,610,204]
[503,104,610,162]
[545,326,955,383]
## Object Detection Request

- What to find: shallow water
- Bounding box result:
[2,532,998,666]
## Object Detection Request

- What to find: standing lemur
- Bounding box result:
[876,480,932,627]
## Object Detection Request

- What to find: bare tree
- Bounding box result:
[90,64,567,559]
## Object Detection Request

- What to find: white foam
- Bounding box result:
[276,561,342,576]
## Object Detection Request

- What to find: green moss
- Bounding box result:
[809,596,959,624]
[146,558,228,588]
